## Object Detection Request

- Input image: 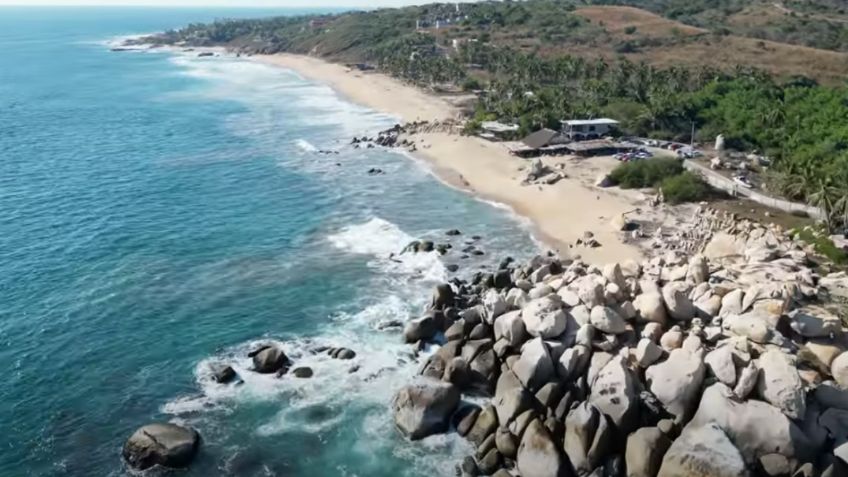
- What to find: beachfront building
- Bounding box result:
[561,118,620,141]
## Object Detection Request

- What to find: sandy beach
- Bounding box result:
[257,53,645,263]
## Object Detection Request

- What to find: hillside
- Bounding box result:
[147,1,848,84]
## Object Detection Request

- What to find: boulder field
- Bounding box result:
[392,209,848,477]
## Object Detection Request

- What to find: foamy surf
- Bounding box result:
[328,217,448,283]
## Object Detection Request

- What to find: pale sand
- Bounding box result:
[256,54,644,263]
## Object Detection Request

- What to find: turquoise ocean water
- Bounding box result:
[0,7,538,476]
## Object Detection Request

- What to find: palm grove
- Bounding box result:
[151,0,848,229]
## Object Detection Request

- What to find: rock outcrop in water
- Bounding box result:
[122,423,200,470]
[391,207,848,477]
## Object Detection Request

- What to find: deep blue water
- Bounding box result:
[0,7,538,477]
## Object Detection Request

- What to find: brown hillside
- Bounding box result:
[575,6,706,39]
[572,5,848,84]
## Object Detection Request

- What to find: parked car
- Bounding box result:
[733,175,754,189]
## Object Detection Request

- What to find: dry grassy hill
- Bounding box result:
[571,5,848,84]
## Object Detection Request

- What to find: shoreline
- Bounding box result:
[255,53,645,264]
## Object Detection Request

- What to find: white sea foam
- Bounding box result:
[294,139,318,153]
[327,217,447,283]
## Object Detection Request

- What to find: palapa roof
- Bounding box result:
[522,128,559,150]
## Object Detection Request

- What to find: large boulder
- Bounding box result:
[635,338,664,368]
[563,401,612,475]
[431,283,455,310]
[626,427,672,477]
[686,255,709,284]
[391,378,460,440]
[122,423,200,470]
[589,355,640,432]
[574,276,605,308]
[252,346,290,374]
[662,282,695,321]
[720,289,744,317]
[756,349,806,420]
[723,313,774,344]
[645,348,706,423]
[558,344,591,381]
[589,306,627,334]
[657,423,748,477]
[512,338,555,391]
[522,296,567,339]
[690,383,814,465]
[494,370,534,425]
[494,310,528,348]
[403,315,438,343]
[633,292,668,325]
[483,289,507,324]
[704,345,737,387]
[517,419,572,477]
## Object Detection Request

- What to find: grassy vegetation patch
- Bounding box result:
[660,171,710,204]
[792,227,848,265]
[609,157,683,188]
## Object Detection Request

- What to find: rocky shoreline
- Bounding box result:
[122,208,848,475]
[388,207,848,477]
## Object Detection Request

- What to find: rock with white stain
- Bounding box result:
[589,355,640,432]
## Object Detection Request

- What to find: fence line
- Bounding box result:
[683,160,826,221]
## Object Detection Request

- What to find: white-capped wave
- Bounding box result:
[295,139,318,153]
[327,217,447,283]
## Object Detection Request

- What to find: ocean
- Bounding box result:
[0,7,538,476]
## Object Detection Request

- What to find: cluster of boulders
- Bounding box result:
[122,341,358,470]
[391,219,848,476]
[350,119,463,153]
[521,158,566,186]
[399,231,486,271]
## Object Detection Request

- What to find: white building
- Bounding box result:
[561,118,620,141]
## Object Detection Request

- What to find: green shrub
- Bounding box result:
[609,157,683,188]
[792,227,848,265]
[624,26,637,35]
[660,172,710,204]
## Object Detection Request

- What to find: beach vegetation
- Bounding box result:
[660,171,710,204]
[791,226,848,265]
[609,157,683,189]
